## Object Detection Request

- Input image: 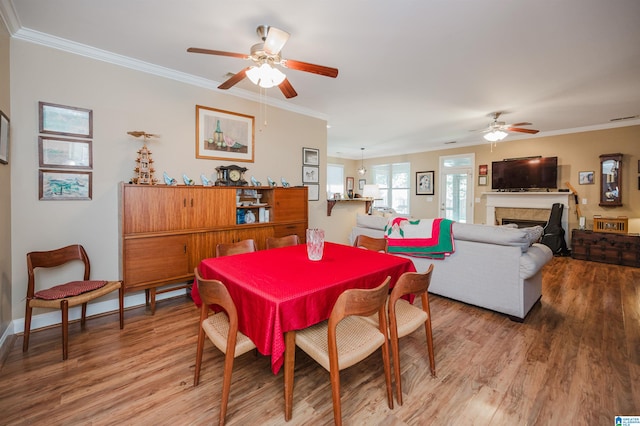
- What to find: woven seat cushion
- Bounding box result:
[363,299,428,338]
[34,280,108,300]
[202,312,256,356]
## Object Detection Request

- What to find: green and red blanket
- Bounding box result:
[384,217,455,259]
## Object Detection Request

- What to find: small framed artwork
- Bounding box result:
[39,169,92,200]
[303,147,319,166]
[346,176,355,191]
[39,102,93,138]
[416,171,434,195]
[0,110,8,164]
[579,171,595,185]
[359,179,366,191]
[39,136,92,169]
[478,175,488,186]
[195,105,255,162]
[302,165,319,183]
[305,183,319,201]
[479,164,488,176]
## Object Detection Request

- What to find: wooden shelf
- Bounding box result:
[326,198,372,216]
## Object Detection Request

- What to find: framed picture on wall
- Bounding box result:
[305,183,319,201]
[303,147,319,166]
[579,171,594,185]
[359,179,366,190]
[478,175,488,186]
[39,102,93,138]
[302,166,319,183]
[39,169,92,200]
[416,171,434,195]
[195,105,255,162]
[39,136,92,169]
[0,110,8,164]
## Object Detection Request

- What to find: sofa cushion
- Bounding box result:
[453,223,543,252]
[356,213,389,230]
[519,243,553,279]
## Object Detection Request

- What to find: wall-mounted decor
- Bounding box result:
[599,153,622,206]
[39,102,93,138]
[305,183,319,201]
[303,147,319,166]
[359,179,366,190]
[196,105,255,162]
[478,175,488,186]
[579,171,594,185]
[0,110,8,164]
[39,169,92,200]
[479,164,488,176]
[416,171,434,195]
[38,136,92,169]
[302,165,319,183]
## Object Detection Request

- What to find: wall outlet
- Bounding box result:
[582,198,587,204]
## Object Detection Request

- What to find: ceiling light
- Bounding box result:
[484,130,508,142]
[246,63,286,88]
[357,147,367,176]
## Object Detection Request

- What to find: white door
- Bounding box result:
[439,154,475,223]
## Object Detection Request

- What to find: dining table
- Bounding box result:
[194,241,416,420]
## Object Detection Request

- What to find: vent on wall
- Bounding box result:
[610,115,639,122]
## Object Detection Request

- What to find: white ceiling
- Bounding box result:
[2,0,640,159]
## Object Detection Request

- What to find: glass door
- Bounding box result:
[439,154,474,223]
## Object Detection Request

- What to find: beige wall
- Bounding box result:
[0,20,11,342]
[9,40,329,322]
[350,126,640,231]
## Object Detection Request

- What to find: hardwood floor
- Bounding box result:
[1,257,638,425]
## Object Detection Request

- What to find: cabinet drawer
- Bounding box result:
[273,223,307,243]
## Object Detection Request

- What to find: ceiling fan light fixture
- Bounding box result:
[263,27,290,55]
[246,63,286,88]
[484,130,508,142]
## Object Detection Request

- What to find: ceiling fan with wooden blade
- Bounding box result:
[187,25,338,99]
[481,112,540,136]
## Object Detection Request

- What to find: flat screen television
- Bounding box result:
[491,156,558,191]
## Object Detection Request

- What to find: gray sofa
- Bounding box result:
[349,215,553,320]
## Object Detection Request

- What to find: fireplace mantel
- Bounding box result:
[483,192,573,247]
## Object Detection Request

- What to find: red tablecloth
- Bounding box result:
[194,242,416,374]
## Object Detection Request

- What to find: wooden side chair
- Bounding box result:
[193,268,256,426]
[353,234,388,253]
[364,265,436,405]
[295,278,393,426]
[216,239,257,257]
[23,244,124,360]
[265,234,300,249]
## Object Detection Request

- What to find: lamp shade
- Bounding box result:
[362,184,382,199]
[483,130,508,142]
[246,63,286,88]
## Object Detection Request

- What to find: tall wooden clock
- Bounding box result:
[215,165,248,186]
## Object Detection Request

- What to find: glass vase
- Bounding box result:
[306,228,325,261]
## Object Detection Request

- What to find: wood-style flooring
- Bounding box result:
[1,257,639,425]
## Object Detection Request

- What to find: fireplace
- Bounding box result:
[484,192,573,247]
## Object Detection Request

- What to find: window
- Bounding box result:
[326,163,344,198]
[372,162,410,214]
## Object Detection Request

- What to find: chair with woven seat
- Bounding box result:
[216,239,257,257]
[23,244,124,360]
[295,277,393,426]
[265,234,300,249]
[353,234,388,253]
[364,265,436,405]
[193,268,256,426]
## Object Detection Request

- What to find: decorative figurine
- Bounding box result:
[268,177,277,187]
[128,131,159,185]
[183,174,195,186]
[200,174,213,187]
[163,171,177,186]
[281,177,290,188]
[251,176,261,187]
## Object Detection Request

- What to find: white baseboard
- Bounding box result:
[7,287,187,336]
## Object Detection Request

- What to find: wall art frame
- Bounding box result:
[479,164,488,176]
[303,147,319,166]
[302,165,319,183]
[305,183,319,201]
[359,179,366,190]
[416,170,434,195]
[0,110,8,164]
[38,136,92,169]
[39,169,92,201]
[195,105,255,162]
[579,170,595,185]
[39,101,93,138]
[478,175,488,186]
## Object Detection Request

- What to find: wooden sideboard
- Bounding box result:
[571,229,640,267]
[119,183,308,312]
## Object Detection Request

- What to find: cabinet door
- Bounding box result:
[273,187,308,223]
[183,187,236,229]
[123,235,191,290]
[122,185,183,233]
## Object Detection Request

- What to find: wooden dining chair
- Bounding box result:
[216,239,257,257]
[364,265,436,405]
[193,268,257,426]
[295,277,393,426]
[353,234,388,253]
[23,244,124,360]
[265,234,300,249]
